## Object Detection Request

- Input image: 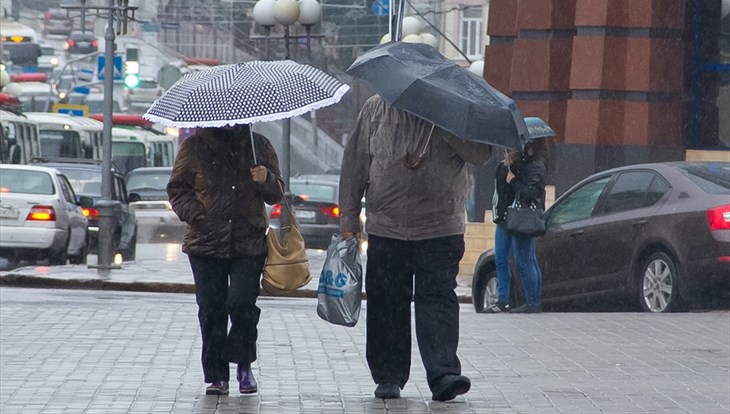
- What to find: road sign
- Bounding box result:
[372,0,389,16]
[53,103,89,117]
[97,55,123,81]
[77,67,95,82]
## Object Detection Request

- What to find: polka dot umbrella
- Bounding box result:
[143,60,350,128]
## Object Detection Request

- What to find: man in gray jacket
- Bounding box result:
[339,95,492,401]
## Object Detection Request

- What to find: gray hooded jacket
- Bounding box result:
[339,95,492,241]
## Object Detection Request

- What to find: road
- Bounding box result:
[1,287,728,413]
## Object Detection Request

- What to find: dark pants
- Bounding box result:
[365,234,464,390]
[188,254,265,383]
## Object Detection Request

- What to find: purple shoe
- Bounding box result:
[205,380,229,395]
[237,364,258,394]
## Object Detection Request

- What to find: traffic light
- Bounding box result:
[124,48,140,88]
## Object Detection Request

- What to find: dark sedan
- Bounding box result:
[270,175,341,250]
[125,167,184,242]
[472,162,730,313]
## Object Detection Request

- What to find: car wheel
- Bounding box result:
[121,232,137,262]
[472,267,498,313]
[638,252,684,313]
[49,237,69,266]
[69,235,89,265]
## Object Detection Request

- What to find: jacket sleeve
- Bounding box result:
[442,133,492,166]
[510,160,546,205]
[167,138,205,223]
[338,102,372,233]
[254,134,283,205]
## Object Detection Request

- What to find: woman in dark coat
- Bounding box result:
[167,125,282,395]
[506,140,546,313]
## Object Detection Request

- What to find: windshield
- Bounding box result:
[289,182,337,202]
[112,142,147,176]
[56,167,102,199]
[39,130,82,158]
[126,170,171,191]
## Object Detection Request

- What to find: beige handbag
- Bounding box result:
[261,182,312,295]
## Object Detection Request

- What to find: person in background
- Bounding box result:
[338,94,492,401]
[167,125,282,395]
[485,148,521,313]
[505,139,547,313]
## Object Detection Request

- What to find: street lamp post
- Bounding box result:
[252,0,322,190]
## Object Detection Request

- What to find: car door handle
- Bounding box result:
[569,230,584,237]
[632,219,648,227]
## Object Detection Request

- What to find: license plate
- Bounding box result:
[0,205,19,219]
[295,210,315,219]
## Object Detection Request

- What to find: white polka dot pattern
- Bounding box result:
[143,60,350,128]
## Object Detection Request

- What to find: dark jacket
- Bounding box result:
[167,127,282,259]
[492,162,516,224]
[338,95,492,240]
[511,154,546,210]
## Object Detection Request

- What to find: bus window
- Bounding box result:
[112,141,147,175]
[39,130,82,158]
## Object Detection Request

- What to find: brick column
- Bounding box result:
[484,0,689,196]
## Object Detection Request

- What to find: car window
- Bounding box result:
[58,168,102,197]
[139,80,158,89]
[547,176,611,226]
[0,170,55,195]
[58,174,77,204]
[675,163,730,194]
[115,176,126,202]
[599,171,668,214]
[126,171,171,191]
[289,182,337,202]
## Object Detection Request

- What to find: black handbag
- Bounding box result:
[506,199,546,238]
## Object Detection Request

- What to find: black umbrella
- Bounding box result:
[347,42,528,150]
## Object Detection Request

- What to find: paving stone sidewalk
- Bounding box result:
[1,288,728,414]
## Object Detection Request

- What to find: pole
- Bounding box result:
[96,0,116,275]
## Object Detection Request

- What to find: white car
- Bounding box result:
[125,77,163,108]
[0,165,90,266]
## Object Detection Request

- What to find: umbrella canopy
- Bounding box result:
[524,117,556,140]
[143,60,350,128]
[347,41,528,150]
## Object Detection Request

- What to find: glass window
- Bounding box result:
[547,176,611,226]
[460,6,483,59]
[599,171,663,214]
[676,162,730,193]
[0,170,54,195]
[126,170,172,191]
[58,175,77,203]
[289,182,337,202]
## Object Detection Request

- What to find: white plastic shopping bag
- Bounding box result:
[316,234,363,327]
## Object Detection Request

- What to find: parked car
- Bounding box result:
[43,7,73,37]
[472,161,730,313]
[33,160,137,261]
[64,31,98,55]
[0,164,90,265]
[126,167,184,242]
[125,77,163,108]
[268,174,367,250]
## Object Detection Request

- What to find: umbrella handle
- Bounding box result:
[402,123,435,170]
[249,128,257,165]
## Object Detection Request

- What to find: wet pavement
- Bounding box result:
[1,287,728,413]
[0,244,475,302]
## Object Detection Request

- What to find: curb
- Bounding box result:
[0,274,474,303]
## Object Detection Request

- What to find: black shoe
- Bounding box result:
[374,383,401,399]
[431,375,471,402]
[511,304,542,313]
[205,380,229,395]
[484,302,510,313]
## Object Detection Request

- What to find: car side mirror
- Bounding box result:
[77,195,94,207]
[128,192,141,203]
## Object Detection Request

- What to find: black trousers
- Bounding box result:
[365,234,464,389]
[188,254,265,383]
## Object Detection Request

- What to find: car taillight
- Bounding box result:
[45,12,51,20]
[26,205,56,221]
[92,40,98,47]
[707,205,730,230]
[83,207,99,220]
[270,204,281,219]
[321,205,340,218]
